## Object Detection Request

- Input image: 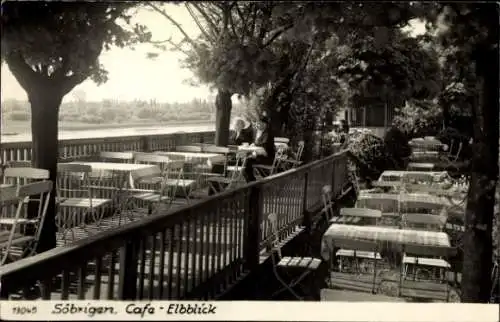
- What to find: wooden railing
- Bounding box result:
[0,151,349,300]
[1,130,216,163]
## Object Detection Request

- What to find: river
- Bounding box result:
[1,122,216,143]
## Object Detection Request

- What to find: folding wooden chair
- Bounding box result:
[130,164,179,215]
[0,180,52,265]
[329,238,382,294]
[3,167,49,186]
[99,151,134,163]
[198,145,230,175]
[2,167,51,209]
[166,159,196,203]
[267,213,322,300]
[133,152,172,176]
[56,163,112,243]
[321,185,335,222]
[399,244,453,302]
[207,151,248,193]
[253,147,287,179]
[441,140,463,172]
[280,140,305,170]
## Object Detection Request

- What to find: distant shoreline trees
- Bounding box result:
[1,98,248,125]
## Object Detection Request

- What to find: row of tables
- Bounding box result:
[320,135,465,294]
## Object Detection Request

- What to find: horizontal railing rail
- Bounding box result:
[0,150,349,300]
[1,130,216,163]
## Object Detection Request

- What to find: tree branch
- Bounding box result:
[235,3,249,43]
[227,9,239,39]
[185,3,214,42]
[262,23,294,48]
[146,2,199,48]
[191,3,220,36]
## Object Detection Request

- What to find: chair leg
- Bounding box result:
[272,269,312,300]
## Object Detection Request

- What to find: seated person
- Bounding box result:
[243,113,276,182]
[231,117,254,145]
[224,117,255,170]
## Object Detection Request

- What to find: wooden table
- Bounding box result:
[66,161,160,225]
[407,162,435,171]
[238,145,266,158]
[409,138,444,149]
[68,162,159,189]
[357,192,452,212]
[155,151,225,165]
[321,224,451,260]
[379,170,448,183]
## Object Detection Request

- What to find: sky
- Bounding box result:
[0,5,426,104]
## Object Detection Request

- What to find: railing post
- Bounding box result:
[140,136,150,152]
[244,185,262,272]
[302,171,311,230]
[117,240,139,300]
[331,156,337,197]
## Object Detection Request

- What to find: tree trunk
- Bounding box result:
[28,88,62,253]
[214,89,232,146]
[461,7,499,302]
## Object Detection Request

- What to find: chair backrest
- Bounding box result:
[340,207,382,219]
[57,163,92,173]
[201,145,230,154]
[296,141,305,161]
[57,163,92,199]
[269,147,287,174]
[402,213,447,230]
[164,160,185,175]
[175,145,202,153]
[4,167,50,186]
[333,238,378,253]
[99,151,134,163]
[228,152,248,185]
[356,195,398,213]
[322,185,334,221]
[133,152,172,171]
[162,160,186,192]
[7,160,32,168]
[403,243,456,258]
[451,142,463,162]
[130,165,163,183]
[274,137,290,144]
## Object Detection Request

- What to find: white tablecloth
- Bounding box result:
[155,151,225,164]
[238,145,266,156]
[321,224,451,260]
[379,170,448,183]
[68,162,159,188]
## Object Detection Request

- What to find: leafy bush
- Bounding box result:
[347,133,390,184]
[392,99,443,138]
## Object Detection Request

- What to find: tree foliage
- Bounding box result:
[2,2,148,94]
[1,1,148,253]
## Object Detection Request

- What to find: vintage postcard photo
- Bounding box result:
[0,1,498,321]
